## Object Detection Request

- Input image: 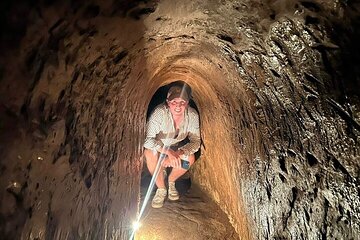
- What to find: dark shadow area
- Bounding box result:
[327,10,360,137]
[0,1,29,50]
[336,15,360,99]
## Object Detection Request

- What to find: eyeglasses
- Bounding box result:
[168,100,188,107]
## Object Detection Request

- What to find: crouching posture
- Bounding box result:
[143,83,201,208]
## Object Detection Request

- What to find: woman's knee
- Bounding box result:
[188,154,195,165]
[144,148,158,162]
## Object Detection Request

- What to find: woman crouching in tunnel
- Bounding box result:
[143,82,201,208]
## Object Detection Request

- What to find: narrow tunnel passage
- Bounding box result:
[0,0,359,240]
[136,56,256,238]
[135,80,240,239]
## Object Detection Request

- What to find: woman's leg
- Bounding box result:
[168,154,195,182]
[144,149,166,188]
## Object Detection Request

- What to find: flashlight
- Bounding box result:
[132,220,141,231]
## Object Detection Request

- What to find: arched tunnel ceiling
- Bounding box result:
[0,0,359,239]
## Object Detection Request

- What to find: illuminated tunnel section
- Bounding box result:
[138,36,259,236]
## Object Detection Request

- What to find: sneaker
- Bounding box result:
[168,181,179,201]
[151,188,167,208]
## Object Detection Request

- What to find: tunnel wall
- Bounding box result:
[0,1,152,239]
[0,0,359,239]
[214,1,360,239]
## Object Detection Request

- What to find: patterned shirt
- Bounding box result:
[144,103,201,156]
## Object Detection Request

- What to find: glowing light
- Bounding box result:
[132,221,141,231]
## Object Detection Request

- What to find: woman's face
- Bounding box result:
[167,97,188,118]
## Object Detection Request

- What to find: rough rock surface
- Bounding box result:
[0,0,359,239]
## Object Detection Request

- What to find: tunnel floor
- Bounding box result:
[135,169,239,240]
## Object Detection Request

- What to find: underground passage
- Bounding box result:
[0,0,359,239]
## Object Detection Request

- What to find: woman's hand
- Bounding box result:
[167,149,181,168]
[161,149,181,168]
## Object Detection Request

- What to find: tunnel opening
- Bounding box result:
[134,36,260,236]
[134,68,249,238]
[133,53,255,238]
